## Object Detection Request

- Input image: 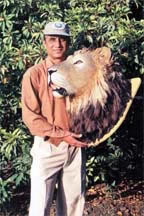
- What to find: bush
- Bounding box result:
[0,0,143,206]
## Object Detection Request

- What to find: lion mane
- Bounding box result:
[48,47,132,145]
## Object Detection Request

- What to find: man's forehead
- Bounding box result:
[45,35,67,39]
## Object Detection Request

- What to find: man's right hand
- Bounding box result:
[63,133,88,148]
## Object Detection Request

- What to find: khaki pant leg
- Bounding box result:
[29,137,68,216]
[56,147,86,216]
[29,171,57,216]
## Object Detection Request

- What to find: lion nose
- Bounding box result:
[48,69,57,75]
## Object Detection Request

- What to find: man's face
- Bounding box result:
[43,35,69,60]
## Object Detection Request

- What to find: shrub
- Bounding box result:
[0,0,143,206]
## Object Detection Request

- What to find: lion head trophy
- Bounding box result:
[48,47,141,146]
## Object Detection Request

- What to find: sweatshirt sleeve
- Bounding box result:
[21,70,71,138]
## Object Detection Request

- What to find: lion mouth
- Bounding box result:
[48,68,75,97]
[48,69,68,96]
[49,81,68,97]
[53,86,68,96]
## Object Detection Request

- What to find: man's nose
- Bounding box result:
[55,38,62,47]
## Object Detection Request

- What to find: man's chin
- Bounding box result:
[55,54,63,57]
[53,54,65,60]
[53,51,65,57]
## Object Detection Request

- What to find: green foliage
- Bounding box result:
[0,127,32,205]
[0,0,143,206]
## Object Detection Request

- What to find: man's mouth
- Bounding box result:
[53,49,63,53]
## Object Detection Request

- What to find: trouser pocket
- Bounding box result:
[30,136,52,158]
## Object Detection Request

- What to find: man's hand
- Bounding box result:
[63,133,88,148]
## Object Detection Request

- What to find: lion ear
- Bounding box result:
[92,46,113,66]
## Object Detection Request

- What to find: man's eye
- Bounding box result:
[49,38,56,41]
[60,37,66,42]
[73,60,83,65]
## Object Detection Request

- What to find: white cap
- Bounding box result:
[43,21,70,37]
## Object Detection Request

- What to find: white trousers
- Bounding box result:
[29,136,86,216]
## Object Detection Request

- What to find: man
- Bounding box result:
[21,21,88,216]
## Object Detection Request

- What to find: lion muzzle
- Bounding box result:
[48,68,69,97]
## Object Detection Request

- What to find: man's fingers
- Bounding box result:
[71,140,88,148]
[70,133,88,147]
[63,134,88,148]
[71,143,86,148]
[70,133,82,138]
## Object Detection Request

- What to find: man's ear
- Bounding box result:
[43,39,46,49]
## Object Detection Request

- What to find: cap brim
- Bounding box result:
[43,31,70,37]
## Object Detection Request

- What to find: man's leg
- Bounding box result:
[56,147,86,216]
[29,169,57,216]
[29,137,68,216]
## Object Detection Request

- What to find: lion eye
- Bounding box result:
[73,60,83,65]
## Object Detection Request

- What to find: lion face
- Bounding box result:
[48,46,132,145]
[48,47,112,98]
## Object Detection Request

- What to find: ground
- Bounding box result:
[1,180,144,216]
[83,181,144,216]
